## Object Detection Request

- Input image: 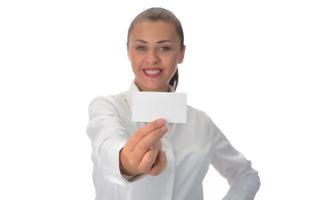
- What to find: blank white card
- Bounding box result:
[132,92,187,123]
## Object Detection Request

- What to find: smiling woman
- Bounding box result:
[127,7,185,92]
[86,7,260,200]
[127,20,185,92]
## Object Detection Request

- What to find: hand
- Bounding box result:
[120,119,168,177]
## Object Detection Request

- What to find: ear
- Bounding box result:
[126,42,133,62]
[127,50,130,61]
[177,46,186,64]
[127,49,132,62]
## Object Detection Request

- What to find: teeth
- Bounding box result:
[144,69,161,75]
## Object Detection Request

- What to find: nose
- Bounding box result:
[145,49,160,65]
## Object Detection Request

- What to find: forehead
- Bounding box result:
[129,20,179,42]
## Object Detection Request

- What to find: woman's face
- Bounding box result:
[127,20,185,92]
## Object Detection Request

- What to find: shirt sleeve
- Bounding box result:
[209,119,261,200]
[86,96,133,187]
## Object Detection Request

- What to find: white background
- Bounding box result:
[0,0,309,199]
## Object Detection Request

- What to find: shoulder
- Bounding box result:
[185,104,220,137]
[187,105,212,125]
[186,105,227,144]
[89,92,125,107]
[88,91,128,118]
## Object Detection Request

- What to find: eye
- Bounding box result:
[136,46,147,52]
[159,46,171,52]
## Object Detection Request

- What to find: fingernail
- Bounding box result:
[156,119,166,126]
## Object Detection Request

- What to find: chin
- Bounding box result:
[136,78,167,91]
[141,83,163,92]
[144,86,160,91]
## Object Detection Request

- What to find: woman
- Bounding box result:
[87,7,260,200]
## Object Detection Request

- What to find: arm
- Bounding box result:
[87,97,130,186]
[87,97,168,186]
[209,119,261,200]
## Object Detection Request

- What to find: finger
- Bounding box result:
[133,127,167,161]
[138,148,160,173]
[126,119,166,151]
[140,119,166,137]
[123,140,161,171]
[149,141,161,151]
[148,150,167,176]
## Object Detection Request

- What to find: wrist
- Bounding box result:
[119,148,135,176]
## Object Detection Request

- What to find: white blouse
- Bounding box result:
[87,82,260,200]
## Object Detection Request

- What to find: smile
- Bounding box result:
[143,68,163,78]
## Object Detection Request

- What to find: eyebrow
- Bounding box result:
[158,40,173,44]
[133,39,173,44]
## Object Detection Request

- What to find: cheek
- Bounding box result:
[164,54,179,67]
[129,52,143,75]
[129,51,142,66]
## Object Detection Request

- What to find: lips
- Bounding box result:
[143,68,163,78]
